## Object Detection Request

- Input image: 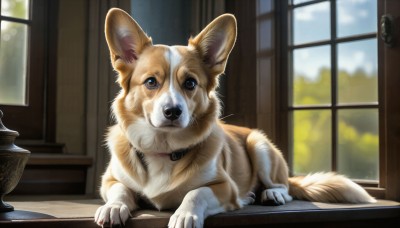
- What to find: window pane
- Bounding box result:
[1,0,30,19]
[292,2,330,45]
[293,45,331,105]
[0,21,28,105]
[337,0,377,38]
[258,0,273,15]
[292,110,332,175]
[338,109,379,180]
[259,19,273,50]
[337,39,378,104]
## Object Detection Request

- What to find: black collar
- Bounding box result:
[134,146,190,162]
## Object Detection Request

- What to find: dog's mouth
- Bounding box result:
[148,118,187,130]
[160,122,183,128]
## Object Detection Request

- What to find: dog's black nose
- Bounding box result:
[163,106,182,121]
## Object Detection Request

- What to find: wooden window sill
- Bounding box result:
[1,197,399,227]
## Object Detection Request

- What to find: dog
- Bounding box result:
[95,8,376,228]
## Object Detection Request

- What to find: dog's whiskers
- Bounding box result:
[220,114,234,120]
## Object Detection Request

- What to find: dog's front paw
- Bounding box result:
[261,188,293,206]
[241,191,256,205]
[94,203,131,227]
[168,209,204,228]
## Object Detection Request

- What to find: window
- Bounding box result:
[0,0,57,142]
[274,0,400,200]
[0,0,29,105]
[286,0,379,183]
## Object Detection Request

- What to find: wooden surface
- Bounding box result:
[0,199,399,227]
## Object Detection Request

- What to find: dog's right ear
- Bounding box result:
[105,8,152,72]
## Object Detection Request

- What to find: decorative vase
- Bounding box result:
[0,109,30,212]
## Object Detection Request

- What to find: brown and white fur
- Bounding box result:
[95,8,376,228]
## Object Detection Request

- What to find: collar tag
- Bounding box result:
[170,151,184,161]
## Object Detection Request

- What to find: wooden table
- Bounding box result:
[0,197,399,227]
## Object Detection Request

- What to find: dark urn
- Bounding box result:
[0,110,30,212]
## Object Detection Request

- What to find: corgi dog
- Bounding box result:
[95,8,376,228]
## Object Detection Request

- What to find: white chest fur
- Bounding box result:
[142,157,174,199]
[112,153,219,209]
[111,155,172,195]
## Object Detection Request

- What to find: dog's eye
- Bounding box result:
[144,77,159,90]
[183,78,197,91]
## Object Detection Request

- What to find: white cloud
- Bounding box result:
[294,47,330,80]
[338,10,355,25]
[353,51,365,63]
[295,2,329,22]
[299,50,310,59]
[337,0,371,25]
[358,9,368,18]
[338,50,375,75]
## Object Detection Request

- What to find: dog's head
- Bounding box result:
[105,8,236,151]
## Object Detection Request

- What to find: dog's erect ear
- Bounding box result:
[105,8,152,72]
[189,14,237,78]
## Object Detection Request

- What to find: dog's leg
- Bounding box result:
[247,130,293,206]
[168,184,237,228]
[258,156,292,206]
[95,182,137,227]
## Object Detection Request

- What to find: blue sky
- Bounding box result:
[292,0,377,80]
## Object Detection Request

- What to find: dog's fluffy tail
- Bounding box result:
[288,172,376,203]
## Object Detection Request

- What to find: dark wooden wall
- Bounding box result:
[222,1,258,128]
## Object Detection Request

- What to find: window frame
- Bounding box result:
[275,0,400,200]
[289,0,380,182]
[377,0,400,201]
[0,0,58,142]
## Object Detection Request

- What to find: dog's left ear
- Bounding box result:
[189,14,237,79]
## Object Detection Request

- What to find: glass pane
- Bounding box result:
[337,0,377,38]
[292,110,332,175]
[338,109,379,180]
[258,58,272,102]
[0,21,28,105]
[259,19,273,50]
[1,0,30,19]
[337,39,378,104]
[293,1,330,45]
[293,45,331,105]
[258,0,273,15]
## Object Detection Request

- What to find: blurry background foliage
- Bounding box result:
[0,0,29,105]
[293,68,378,180]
